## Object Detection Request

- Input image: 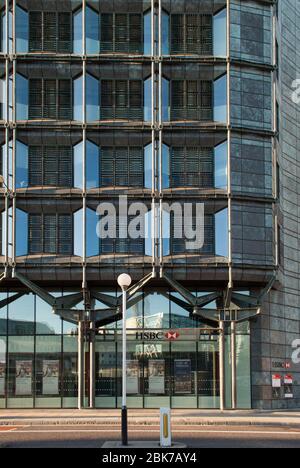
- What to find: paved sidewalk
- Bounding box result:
[0,409,300,427]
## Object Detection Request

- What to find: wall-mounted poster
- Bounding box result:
[126,360,139,394]
[174,359,192,394]
[43,360,59,395]
[16,360,32,396]
[148,360,165,394]
[0,361,5,396]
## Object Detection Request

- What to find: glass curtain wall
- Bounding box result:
[0,291,81,409]
[0,291,251,409]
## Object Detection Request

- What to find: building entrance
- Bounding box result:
[95,329,220,409]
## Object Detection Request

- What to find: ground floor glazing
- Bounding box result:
[0,290,252,409]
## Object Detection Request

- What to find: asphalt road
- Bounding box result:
[1,424,300,449]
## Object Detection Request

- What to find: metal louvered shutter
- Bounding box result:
[101,147,114,186]
[59,147,72,187]
[115,147,128,186]
[171,15,184,54]
[199,148,214,187]
[203,215,214,254]
[171,213,214,254]
[29,12,42,52]
[59,80,72,120]
[43,147,58,186]
[100,14,113,52]
[129,147,143,187]
[29,79,43,119]
[171,147,214,188]
[58,13,71,53]
[185,148,200,186]
[101,80,114,119]
[186,15,199,54]
[186,81,198,120]
[43,12,57,51]
[129,81,142,119]
[128,218,144,253]
[201,15,213,55]
[129,14,142,53]
[44,80,57,119]
[44,214,57,253]
[29,146,43,186]
[171,81,185,121]
[199,81,213,121]
[58,215,72,255]
[171,147,185,187]
[115,14,127,53]
[170,14,213,56]
[115,81,128,119]
[29,214,42,253]
[116,215,144,254]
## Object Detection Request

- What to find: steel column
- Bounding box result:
[226,0,233,293]
[4,0,10,275]
[231,321,237,409]
[78,320,85,410]
[219,321,225,411]
[89,321,95,408]
[81,6,87,406]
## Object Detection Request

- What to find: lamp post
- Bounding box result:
[117,273,132,446]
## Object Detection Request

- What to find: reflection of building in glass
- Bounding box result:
[0,318,54,335]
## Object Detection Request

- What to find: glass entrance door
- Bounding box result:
[94,331,221,409]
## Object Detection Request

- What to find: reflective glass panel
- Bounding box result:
[16,74,29,121]
[36,296,62,335]
[16,6,28,53]
[144,143,152,189]
[73,141,83,189]
[86,207,99,257]
[16,141,28,189]
[214,141,228,189]
[86,6,99,54]
[214,75,227,123]
[86,74,99,121]
[8,294,35,336]
[144,292,170,329]
[73,8,82,54]
[213,8,227,57]
[215,208,228,257]
[73,75,83,121]
[144,77,152,122]
[144,11,151,56]
[162,12,170,55]
[16,208,28,257]
[86,141,99,189]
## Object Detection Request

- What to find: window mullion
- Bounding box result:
[56,80,59,120]
[42,147,45,186]
[56,12,58,52]
[42,79,44,119]
[113,13,115,52]
[42,214,44,252]
[42,12,44,51]
[56,214,59,254]
[184,14,186,54]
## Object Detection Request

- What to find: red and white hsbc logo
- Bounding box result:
[165,331,180,341]
[136,331,180,341]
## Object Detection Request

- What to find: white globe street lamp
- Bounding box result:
[117,273,132,291]
[117,273,132,446]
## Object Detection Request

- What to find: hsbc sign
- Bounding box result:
[165,331,180,341]
[136,331,180,341]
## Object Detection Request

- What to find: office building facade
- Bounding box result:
[0,0,299,410]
